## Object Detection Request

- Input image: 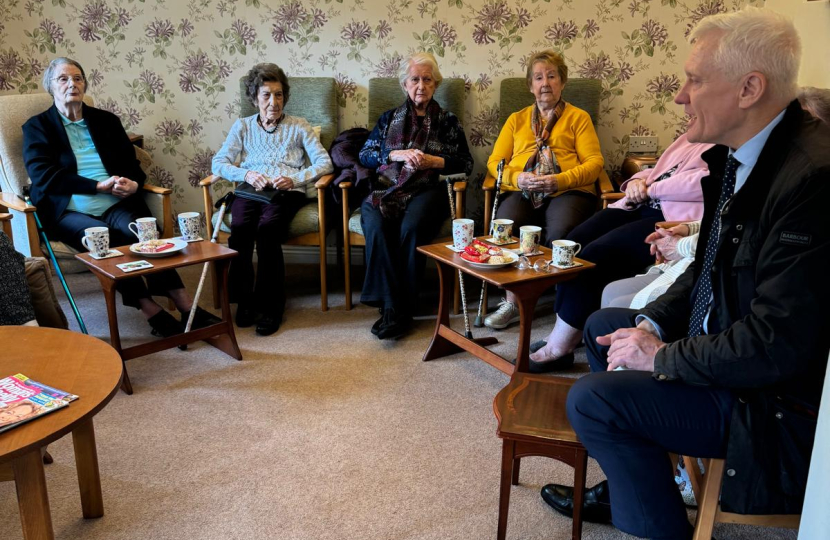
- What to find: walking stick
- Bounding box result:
[20,187,88,334]
[446,179,473,339]
[473,159,505,328]
[184,191,234,333]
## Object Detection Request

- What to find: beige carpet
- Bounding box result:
[0,264,798,540]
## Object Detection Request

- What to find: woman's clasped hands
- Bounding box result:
[244,170,294,191]
[517,171,558,193]
[389,149,442,170]
[96,176,138,198]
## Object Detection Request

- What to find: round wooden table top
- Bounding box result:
[0,327,122,463]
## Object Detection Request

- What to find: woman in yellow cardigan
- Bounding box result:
[484,50,604,329]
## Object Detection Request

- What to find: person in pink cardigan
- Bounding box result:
[525,133,713,372]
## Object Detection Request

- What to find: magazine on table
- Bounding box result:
[0,373,79,434]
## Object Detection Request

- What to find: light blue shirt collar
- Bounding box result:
[58,111,86,127]
[730,108,786,193]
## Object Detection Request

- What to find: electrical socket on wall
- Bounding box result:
[629,136,658,154]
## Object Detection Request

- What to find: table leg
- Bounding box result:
[12,448,55,540]
[96,275,133,395]
[423,262,497,361]
[72,419,104,519]
[571,448,588,540]
[204,258,242,360]
[497,439,515,540]
[506,282,544,373]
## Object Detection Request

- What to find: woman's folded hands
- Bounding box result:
[517,171,558,193]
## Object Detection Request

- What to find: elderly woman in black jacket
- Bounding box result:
[359,52,473,340]
[22,57,218,337]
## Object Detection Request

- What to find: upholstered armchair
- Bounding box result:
[0,93,172,274]
[481,78,619,236]
[340,77,469,311]
[200,77,338,311]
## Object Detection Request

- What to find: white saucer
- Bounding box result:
[130,238,188,258]
[463,251,519,269]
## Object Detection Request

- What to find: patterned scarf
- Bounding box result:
[523,100,566,208]
[370,98,442,218]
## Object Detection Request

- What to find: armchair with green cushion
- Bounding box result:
[0,93,173,274]
[200,77,338,311]
[340,77,469,311]
[481,78,620,235]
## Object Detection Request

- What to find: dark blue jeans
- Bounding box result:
[567,308,734,539]
[554,206,664,330]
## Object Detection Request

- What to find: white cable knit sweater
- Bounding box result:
[211,114,333,198]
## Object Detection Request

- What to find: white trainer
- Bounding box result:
[484,299,520,329]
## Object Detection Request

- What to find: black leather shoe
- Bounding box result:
[371,309,386,336]
[181,307,222,330]
[148,310,184,338]
[376,309,411,340]
[528,352,575,373]
[256,314,282,336]
[236,305,257,328]
[540,480,612,524]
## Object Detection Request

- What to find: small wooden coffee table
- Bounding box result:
[76,240,240,394]
[418,237,593,374]
[0,327,123,540]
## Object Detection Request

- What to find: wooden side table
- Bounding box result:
[493,373,588,540]
[418,238,594,374]
[0,327,123,540]
[75,241,240,394]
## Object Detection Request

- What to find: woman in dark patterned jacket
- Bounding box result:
[359,52,473,340]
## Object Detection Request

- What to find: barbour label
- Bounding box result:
[779,231,811,247]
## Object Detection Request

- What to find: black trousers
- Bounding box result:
[495,190,596,247]
[567,308,734,539]
[53,196,184,309]
[227,191,307,314]
[554,206,664,330]
[360,185,449,314]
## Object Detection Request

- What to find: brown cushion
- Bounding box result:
[24,257,68,329]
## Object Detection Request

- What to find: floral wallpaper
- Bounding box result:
[0,0,762,222]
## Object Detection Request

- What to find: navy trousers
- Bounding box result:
[567,308,734,539]
[360,185,448,314]
[554,206,664,330]
[53,196,184,309]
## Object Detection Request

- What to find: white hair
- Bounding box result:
[690,7,800,103]
[398,52,443,93]
[798,87,830,125]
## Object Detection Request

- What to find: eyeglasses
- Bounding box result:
[53,75,85,86]
[516,255,555,273]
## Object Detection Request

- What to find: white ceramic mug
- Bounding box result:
[452,218,474,251]
[177,212,201,242]
[491,218,514,243]
[519,225,541,255]
[128,217,158,243]
[81,226,110,258]
[551,239,581,267]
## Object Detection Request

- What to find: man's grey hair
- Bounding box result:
[42,57,88,97]
[690,7,800,103]
[798,87,830,126]
[398,52,443,93]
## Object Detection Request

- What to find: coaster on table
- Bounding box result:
[445,244,464,253]
[116,260,153,273]
[551,261,584,270]
[89,249,124,260]
[176,236,204,243]
[483,236,518,246]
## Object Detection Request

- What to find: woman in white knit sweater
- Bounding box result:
[212,63,333,336]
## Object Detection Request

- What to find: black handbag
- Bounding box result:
[234,182,284,204]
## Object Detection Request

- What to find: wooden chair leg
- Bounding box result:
[511,456,520,486]
[571,448,588,540]
[692,458,724,540]
[497,439,515,540]
[684,455,704,504]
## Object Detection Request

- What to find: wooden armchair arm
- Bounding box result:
[200,175,221,187]
[597,169,615,195]
[453,181,467,193]
[656,221,685,230]
[315,173,335,189]
[482,174,496,191]
[142,184,172,195]
[0,192,33,213]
